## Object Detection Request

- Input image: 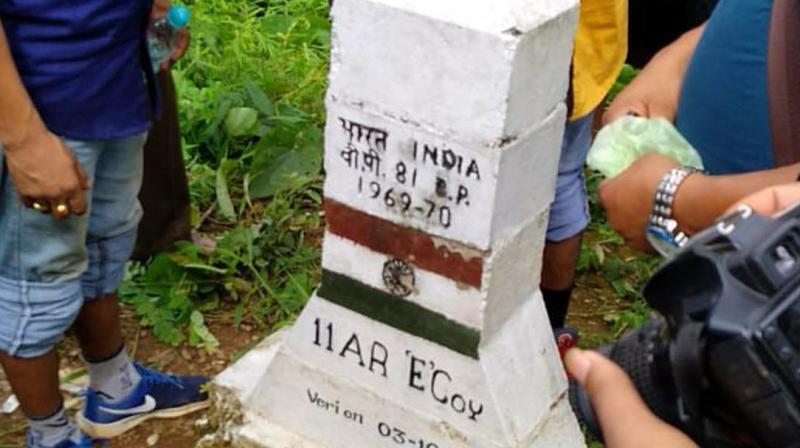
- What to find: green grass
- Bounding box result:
[577,167,659,347]
[121,0,331,349]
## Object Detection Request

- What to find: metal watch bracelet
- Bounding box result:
[647,166,700,254]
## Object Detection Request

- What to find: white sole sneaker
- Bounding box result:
[76,399,210,439]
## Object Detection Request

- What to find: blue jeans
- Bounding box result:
[547,112,594,242]
[0,134,146,358]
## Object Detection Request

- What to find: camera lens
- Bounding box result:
[569,319,680,442]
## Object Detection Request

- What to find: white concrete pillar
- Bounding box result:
[206,0,584,447]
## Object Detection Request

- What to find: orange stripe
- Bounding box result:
[325,199,484,288]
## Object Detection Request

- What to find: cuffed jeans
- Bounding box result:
[0,133,146,358]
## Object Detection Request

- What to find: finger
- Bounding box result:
[58,136,90,190]
[171,30,190,61]
[150,0,169,19]
[565,349,697,448]
[628,237,654,254]
[77,164,90,191]
[68,191,88,216]
[67,151,91,191]
[731,184,800,217]
[603,103,647,126]
[597,178,613,205]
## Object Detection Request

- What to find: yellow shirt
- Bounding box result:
[571,0,628,120]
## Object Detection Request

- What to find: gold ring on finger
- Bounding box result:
[32,202,50,213]
[55,203,70,215]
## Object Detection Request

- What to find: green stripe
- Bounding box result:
[318,270,481,359]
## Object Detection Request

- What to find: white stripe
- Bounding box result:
[322,232,484,329]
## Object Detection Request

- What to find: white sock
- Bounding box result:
[27,405,82,448]
[86,346,142,402]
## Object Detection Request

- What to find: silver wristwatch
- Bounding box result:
[646,166,700,256]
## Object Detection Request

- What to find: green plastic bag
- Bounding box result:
[586,116,704,178]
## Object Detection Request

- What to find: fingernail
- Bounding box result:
[564,349,591,383]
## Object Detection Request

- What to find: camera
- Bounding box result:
[570,203,800,447]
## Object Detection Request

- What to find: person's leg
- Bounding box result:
[542,112,595,328]
[1,343,86,448]
[74,293,139,405]
[75,133,209,439]
[0,139,100,447]
[0,350,61,418]
[76,134,146,402]
[74,294,123,363]
[541,234,582,327]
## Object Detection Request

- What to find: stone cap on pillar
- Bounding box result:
[366,0,576,35]
[328,0,578,145]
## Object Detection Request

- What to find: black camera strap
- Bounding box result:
[670,322,707,438]
[768,0,800,166]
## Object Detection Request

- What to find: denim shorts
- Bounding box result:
[547,112,594,242]
[0,134,146,358]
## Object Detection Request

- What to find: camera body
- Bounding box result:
[572,203,800,447]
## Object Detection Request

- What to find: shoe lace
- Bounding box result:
[136,364,184,389]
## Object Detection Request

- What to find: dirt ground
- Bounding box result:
[0,306,262,448]
[569,272,631,348]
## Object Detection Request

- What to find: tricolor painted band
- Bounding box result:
[318,269,481,359]
[325,199,484,288]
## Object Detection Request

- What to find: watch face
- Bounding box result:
[647,226,680,258]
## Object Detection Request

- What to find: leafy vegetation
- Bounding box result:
[121,0,330,350]
[576,143,658,346]
[605,64,640,106]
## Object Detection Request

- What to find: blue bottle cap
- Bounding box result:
[167,5,191,28]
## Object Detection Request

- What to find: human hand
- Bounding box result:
[150,0,189,70]
[565,348,698,448]
[603,73,680,125]
[730,184,800,217]
[597,153,681,251]
[3,123,89,219]
[151,0,171,18]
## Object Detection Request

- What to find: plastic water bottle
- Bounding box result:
[148,5,190,72]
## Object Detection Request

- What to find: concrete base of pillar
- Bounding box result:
[202,295,585,448]
[197,330,320,448]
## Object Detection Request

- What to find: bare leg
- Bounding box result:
[542,234,583,290]
[73,293,123,361]
[0,350,61,417]
[541,233,583,328]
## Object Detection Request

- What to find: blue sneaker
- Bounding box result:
[77,364,209,438]
[26,432,97,448]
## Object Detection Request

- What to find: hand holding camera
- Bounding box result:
[569,184,800,448]
[566,348,698,448]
